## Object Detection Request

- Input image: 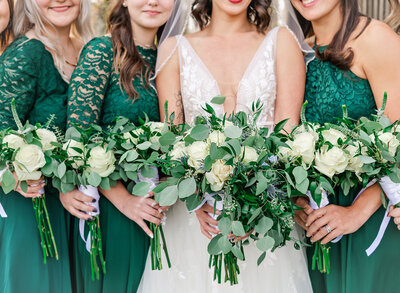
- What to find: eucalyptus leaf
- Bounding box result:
[137,141,152,150]
[140,165,157,178]
[132,182,151,196]
[218,236,232,254]
[256,236,275,251]
[159,132,175,146]
[157,185,179,206]
[218,217,232,235]
[232,221,246,237]
[224,126,242,139]
[178,177,196,199]
[208,234,223,255]
[57,163,66,179]
[190,125,210,141]
[254,217,274,235]
[231,245,244,261]
[1,169,16,194]
[87,172,102,187]
[210,96,226,105]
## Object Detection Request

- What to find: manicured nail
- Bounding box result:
[158,208,163,214]
[151,202,156,207]
[93,209,98,213]
[149,233,154,239]
[92,198,96,203]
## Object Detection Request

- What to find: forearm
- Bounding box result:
[99,181,130,213]
[350,183,382,227]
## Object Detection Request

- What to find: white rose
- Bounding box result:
[207,131,226,146]
[148,122,165,134]
[36,128,58,151]
[377,132,400,157]
[3,134,25,150]
[124,128,144,145]
[315,146,349,178]
[345,145,364,178]
[205,159,233,191]
[291,132,317,165]
[241,146,258,165]
[170,142,186,161]
[63,139,85,168]
[87,146,116,177]
[224,121,234,129]
[186,141,209,172]
[13,144,46,180]
[321,128,346,146]
[277,143,294,162]
[293,124,319,141]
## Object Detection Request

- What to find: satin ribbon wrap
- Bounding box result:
[78,185,100,252]
[0,168,7,217]
[366,176,400,256]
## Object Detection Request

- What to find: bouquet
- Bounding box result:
[50,124,118,280]
[155,97,298,285]
[0,100,60,263]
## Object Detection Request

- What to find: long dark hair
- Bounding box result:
[192,0,272,33]
[294,0,371,70]
[0,0,13,51]
[107,0,164,100]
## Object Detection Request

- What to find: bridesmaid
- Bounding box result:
[63,0,174,292]
[291,0,400,292]
[386,0,400,34]
[0,0,12,53]
[0,0,92,292]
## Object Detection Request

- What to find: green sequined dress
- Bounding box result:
[305,47,400,293]
[67,36,160,293]
[0,37,72,293]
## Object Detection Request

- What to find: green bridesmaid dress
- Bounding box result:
[305,46,400,293]
[0,37,72,293]
[67,36,160,293]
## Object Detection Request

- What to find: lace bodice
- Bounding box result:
[67,36,160,128]
[0,37,68,130]
[178,27,280,128]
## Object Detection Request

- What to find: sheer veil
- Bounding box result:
[152,0,315,81]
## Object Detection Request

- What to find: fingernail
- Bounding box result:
[306,233,310,237]
[310,238,314,243]
[88,217,93,221]
[151,202,156,207]
[92,198,96,203]
[149,233,154,239]
[305,223,309,227]
[93,209,98,213]
[158,208,163,214]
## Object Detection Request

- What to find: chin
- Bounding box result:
[291,0,341,22]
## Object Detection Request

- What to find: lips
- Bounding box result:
[228,0,243,3]
[49,6,71,13]
[301,0,318,7]
[144,10,161,16]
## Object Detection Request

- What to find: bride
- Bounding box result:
[139,0,313,292]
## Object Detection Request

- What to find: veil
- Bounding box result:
[152,0,315,81]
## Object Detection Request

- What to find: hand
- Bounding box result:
[293,196,313,230]
[306,204,364,244]
[195,204,221,239]
[60,189,96,220]
[120,192,165,238]
[389,205,400,230]
[13,173,45,198]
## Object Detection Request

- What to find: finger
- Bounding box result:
[307,216,331,237]
[27,184,45,193]
[145,198,157,208]
[143,205,164,220]
[142,213,162,225]
[137,219,154,238]
[26,179,44,185]
[306,208,327,227]
[73,201,96,213]
[321,229,341,245]
[203,204,221,215]
[18,191,41,198]
[397,224,400,230]
[294,214,307,230]
[144,192,155,199]
[75,192,97,203]
[393,217,400,225]
[390,208,400,218]
[202,222,220,235]
[296,210,308,226]
[200,226,213,239]
[70,207,92,220]
[202,213,219,226]
[303,204,314,215]
[311,225,333,243]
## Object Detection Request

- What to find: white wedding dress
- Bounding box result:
[138,26,313,293]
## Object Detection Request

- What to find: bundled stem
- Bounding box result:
[88,216,106,280]
[311,241,330,274]
[32,194,58,263]
[209,251,240,285]
[149,223,171,270]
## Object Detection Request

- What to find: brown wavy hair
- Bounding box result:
[294,0,371,70]
[386,0,400,35]
[0,0,13,51]
[192,0,272,33]
[108,0,163,100]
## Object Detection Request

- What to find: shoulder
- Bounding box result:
[82,36,113,54]
[276,26,303,54]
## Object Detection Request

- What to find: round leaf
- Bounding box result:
[207,234,222,255]
[254,217,274,235]
[224,126,242,139]
[159,132,175,146]
[87,172,102,187]
[231,221,246,237]
[178,177,196,199]
[190,125,209,141]
[133,182,151,196]
[157,185,179,206]
[218,217,232,235]
[256,235,275,252]
[218,236,232,254]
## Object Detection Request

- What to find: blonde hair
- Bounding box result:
[13,0,93,82]
[386,0,400,35]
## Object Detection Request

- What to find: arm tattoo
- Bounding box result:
[176,91,185,123]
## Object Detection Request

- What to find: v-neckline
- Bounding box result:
[181,28,275,111]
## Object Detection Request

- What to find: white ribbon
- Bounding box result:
[366,176,400,256]
[78,185,100,253]
[0,168,7,218]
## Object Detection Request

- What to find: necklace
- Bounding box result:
[65,59,77,67]
[133,38,155,49]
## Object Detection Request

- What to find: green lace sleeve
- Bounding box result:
[0,39,38,130]
[67,36,113,128]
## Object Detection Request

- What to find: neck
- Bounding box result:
[207,9,253,37]
[44,23,74,51]
[132,23,157,48]
[311,3,342,45]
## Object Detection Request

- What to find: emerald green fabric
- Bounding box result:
[67,36,159,293]
[0,37,72,293]
[305,50,400,293]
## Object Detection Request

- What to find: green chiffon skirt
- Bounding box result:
[73,195,149,293]
[307,188,400,293]
[0,186,72,293]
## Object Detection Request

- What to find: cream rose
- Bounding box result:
[291,132,317,165]
[345,145,364,179]
[124,128,144,145]
[377,132,400,157]
[207,131,226,146]
[321,128,347,145]
[170,141,186,161]
[148,122,165,133]
[63,139,85,168]
[277,144,293,162]
[87,146,116,177]
[13,144,46,180]
[186,141,209,172]
[205,159,233,191]
[293,124,319,141]
[241,146,258,165]
[36,128,58,151]
[3,134,25,150]
[315,146,349,178]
